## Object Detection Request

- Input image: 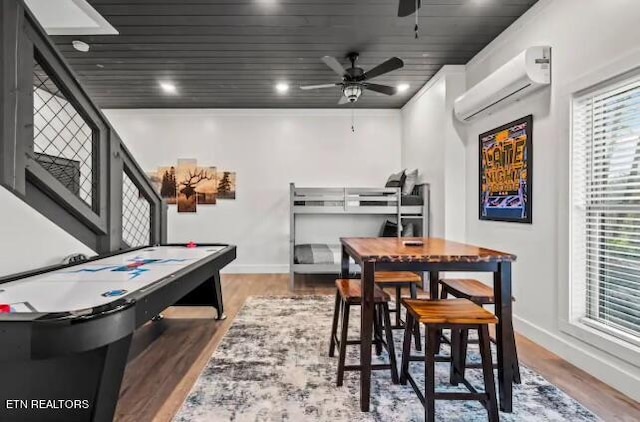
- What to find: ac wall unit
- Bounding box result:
[454,46,551,122]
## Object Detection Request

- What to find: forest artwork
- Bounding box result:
[216,171,236,199]
[147,159,236,213]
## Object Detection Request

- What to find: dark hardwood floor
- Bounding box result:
[114,274,640,422]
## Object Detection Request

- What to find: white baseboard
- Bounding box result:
[514,315,640,402]
[221,264,288,274]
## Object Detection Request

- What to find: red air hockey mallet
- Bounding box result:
[186,241,197,249]
[0,304,11,314]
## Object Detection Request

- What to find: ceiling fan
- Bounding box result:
[398,0,421,17]
[300,53,404,104]
[398,0,422,38]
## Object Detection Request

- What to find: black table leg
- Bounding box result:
[494,261,515,412]
[92,334,133,422]
[429,271,439,299]
[360,260,375,412]
[212,270,226,320]
[428,271,442,352]
[340,245,350,278]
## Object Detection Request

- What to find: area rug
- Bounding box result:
[174,296,599,421]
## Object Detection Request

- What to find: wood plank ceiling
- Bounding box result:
[50,0,538,109]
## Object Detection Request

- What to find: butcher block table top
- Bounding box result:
[340,237,517,263]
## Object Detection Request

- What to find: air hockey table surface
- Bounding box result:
[0,243,236,422]
[0,245,227,315]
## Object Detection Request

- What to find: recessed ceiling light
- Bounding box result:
[159,82,177,94]
[397,83,410,93]
[275,82,289,94]
[72,40,90,52]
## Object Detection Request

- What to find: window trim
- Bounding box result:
[557,49,640,368]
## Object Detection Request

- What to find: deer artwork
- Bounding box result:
[179,169,212,200]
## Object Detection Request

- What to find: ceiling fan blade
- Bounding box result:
[398,0,421,17]
[362,57,404,80]
[338,95,349,105]
[364,83,397,96]
[300,83,340,90]
[322,56,348,77]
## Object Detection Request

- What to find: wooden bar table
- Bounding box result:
[340,237,518,413]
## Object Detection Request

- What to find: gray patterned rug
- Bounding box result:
[175,296,599,421]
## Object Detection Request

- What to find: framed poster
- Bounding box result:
[479,115,533,223]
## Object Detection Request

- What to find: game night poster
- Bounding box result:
[479,115,532,223]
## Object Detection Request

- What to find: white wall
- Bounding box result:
[461,0,640,400]
[0,186,94,277]
[401,66,466,240]
[104,109,402,273]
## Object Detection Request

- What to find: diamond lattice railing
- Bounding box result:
[122,170,151,248]
[33,61,95,208]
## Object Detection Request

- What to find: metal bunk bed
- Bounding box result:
[289,182,430,288]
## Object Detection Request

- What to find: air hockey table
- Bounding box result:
[0,243,236,422]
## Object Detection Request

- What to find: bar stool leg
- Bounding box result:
[430,287,449,355]
[479,325,499,422]
[459,328,469,381]
[373,306,383,356]
[329,290,341,357]
[510,320,522,384]
[336,301,350,387]
[425,325,437,422]
[400,312,415,385]
[449,328,461,385]
[410,282,422,352]
[395,286,402,327]
[382,302,399,384]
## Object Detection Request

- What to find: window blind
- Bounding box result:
[571,72,640,342]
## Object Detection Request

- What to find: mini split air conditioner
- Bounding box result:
[454,46,551,122]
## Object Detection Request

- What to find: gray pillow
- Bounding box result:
[402,222,415,237]
[403,168,419,195]
[385,170,406,188]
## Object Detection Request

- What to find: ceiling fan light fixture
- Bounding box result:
[397,83,410,93]
[72,40,90,52]
[159,82,177,95]
[343,84,362,103]
[275,82,289,94]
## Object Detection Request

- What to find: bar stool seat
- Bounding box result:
[336,278,389,304]
[439,278,496,304]
[329,279,399,386]
[375,271,423,285]
[400,298,499,422]
[374,271,423,351]
[440,278,521,385]
[403,298,498,325]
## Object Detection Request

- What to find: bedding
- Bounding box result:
[403,168,419,195]
[294,195,423,207]
[294,244,338,264]
[385,170,406,188]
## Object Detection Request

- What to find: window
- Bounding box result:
[571,72,640,345]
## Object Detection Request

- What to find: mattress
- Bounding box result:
[294,244,347,265]
[294,194,423,207]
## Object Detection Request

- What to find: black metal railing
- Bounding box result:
[0,0,166,253]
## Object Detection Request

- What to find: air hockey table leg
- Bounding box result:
[212,271,226,320]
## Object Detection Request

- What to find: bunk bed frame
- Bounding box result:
[289,182,430,288]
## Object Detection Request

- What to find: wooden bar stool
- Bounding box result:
[400,298,499,422]
[440,278,521,384]
[374,271,423,351]
[329,279,399,386]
